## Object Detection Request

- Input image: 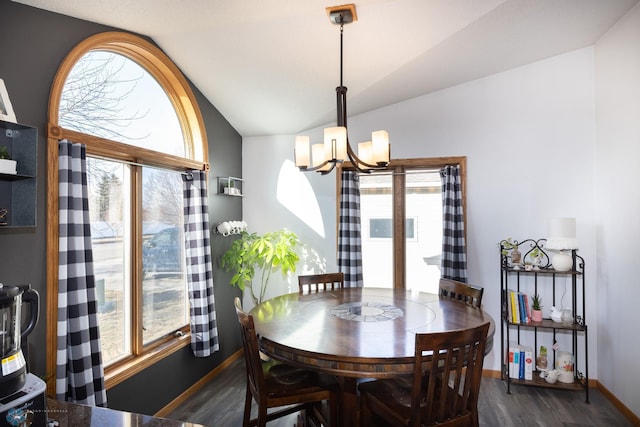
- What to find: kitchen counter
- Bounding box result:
[46,398,208,427]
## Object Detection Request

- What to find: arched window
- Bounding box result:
[46,32,208,389]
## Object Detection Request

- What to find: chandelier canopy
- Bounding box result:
[294,4,390,175]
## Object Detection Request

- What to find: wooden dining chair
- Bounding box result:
[358,322,490,427]
[438,278,484,308]
[298,272,344,293]
[234,297,338,427]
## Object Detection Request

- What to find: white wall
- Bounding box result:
[243,48,598,375]
[595,2,640,416]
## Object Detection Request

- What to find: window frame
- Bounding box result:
[340,156,466,289]
[46,32,208,394]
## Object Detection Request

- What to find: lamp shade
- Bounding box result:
[371,130,390,165]
[312,144,331,172]
[546,217,578,250]
[358,141,373,166]
[294,135,310,168]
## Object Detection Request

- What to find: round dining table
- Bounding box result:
[250,287,495,426]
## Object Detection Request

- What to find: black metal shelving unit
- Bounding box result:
[499,238,589,403]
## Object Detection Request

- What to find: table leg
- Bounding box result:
[338,377,359,427]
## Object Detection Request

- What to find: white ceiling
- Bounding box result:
[13,0,639,137]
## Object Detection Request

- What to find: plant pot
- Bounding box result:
[531,309,543,322]
[0,159,17,175]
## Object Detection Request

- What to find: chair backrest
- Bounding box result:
[413,322,490,427]
[234,297,266,404]
[438,278,484,308]
[298,272,344,293]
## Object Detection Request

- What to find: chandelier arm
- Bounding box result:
[346,141,384,172]
[299,160,337,173]
[319,161,337,175]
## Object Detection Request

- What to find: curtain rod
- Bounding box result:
[356,168,444,177]
[88,153,195,179]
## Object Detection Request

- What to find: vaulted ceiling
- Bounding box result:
[13,0,639,137]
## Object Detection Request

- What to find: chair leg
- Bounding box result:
[359,394,368,427]
[330,394,338,426]
[243,387,253,427]
[472,407,479,427]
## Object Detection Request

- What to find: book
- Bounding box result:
[518,292,526,323]
[510,290,519,324]
[523,293,531,323]
[519,347,525,379]
[508,342,518,378]
[523,345,534,380]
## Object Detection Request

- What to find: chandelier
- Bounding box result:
[294,4,390,175]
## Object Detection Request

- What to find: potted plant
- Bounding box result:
[221,229,300,305]
[531,294,543,322]
[536,345,548,370]
[500,238,521,268]
[0,146,16,175]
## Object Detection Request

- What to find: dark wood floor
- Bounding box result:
[167,357,634,426]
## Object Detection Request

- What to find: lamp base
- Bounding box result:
[551,252,573,272]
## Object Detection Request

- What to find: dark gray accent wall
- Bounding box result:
[0,1,243,416]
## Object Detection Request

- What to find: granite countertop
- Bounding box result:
[46,398,208,427]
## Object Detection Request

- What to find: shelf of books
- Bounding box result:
[499,238,589,403]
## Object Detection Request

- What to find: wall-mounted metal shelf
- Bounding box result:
[217,176,243,197]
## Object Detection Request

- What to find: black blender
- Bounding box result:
[0,284,46,427]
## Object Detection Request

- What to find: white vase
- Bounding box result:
[557,351,574,383]
[551,252,573,271]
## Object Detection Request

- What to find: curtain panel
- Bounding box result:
[182,170,219,357]
[56,139,107,406]
[338,170,364,288]
[440,164,467,282]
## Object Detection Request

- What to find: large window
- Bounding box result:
[46,32,207,388]
[352,158,466,292]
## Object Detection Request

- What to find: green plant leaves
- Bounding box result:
[221,229,300,304]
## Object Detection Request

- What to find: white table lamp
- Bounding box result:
[546,218,578,271]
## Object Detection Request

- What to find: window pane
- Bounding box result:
[88,158,131,365]
[405,170,442,293]
[60,51,184,156]
[142,169,188,345]
[369,218,415,239]
[360,170,442,291]
[360,173,393,288]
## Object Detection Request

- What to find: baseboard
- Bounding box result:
[482,369,597,387]
[596,381,640,426]
[484,369,640,426]
[154,349,243,418]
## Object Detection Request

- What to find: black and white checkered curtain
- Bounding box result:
[338,170,364,288]
[182,171,219,357]
[440,164,467,282]
[56,140,107,406]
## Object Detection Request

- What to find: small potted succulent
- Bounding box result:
[536,345,548,370]
[531,294,543,322]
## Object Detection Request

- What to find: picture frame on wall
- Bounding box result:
[0,79,17,123]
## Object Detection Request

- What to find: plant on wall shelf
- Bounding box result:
[500,237,518,256]
[531,294,543,322]
[0,145,17,175]
[221,229,300,305]
[532,294,542,311]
